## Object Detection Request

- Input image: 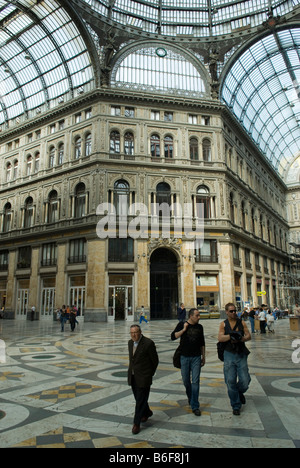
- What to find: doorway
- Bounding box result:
[108,274,133,321]
[16,279,30,320]
[150,248,178,320]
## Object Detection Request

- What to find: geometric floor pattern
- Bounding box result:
[0,317,299,449]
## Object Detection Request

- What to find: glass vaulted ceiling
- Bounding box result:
[0,0,94,127]
[81,0,297,37]
[221,27,300,178]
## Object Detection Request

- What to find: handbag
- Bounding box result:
[173,346,182,369]
[217,341,226,362]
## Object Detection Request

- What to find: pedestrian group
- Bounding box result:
[128,302,252,435]
[57,305,79,332]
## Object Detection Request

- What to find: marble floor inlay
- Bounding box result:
[0,318,299,448]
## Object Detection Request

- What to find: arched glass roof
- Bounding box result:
[111,46,207,97]
[0,0,94,127]
[221,27,300,178]
[80,0,297,37]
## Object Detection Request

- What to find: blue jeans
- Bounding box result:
[223,351,251,410]
[180,355,201,411]
[249,316,255,333]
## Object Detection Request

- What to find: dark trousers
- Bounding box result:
[131,376,151,425]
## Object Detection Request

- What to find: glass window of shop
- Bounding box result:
[69,276,86,316]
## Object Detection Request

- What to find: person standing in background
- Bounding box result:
[177,303,186,322]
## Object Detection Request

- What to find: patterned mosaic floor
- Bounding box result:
[0,317,299,449]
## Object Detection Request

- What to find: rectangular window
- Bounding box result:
[69,239,87,264]
[111,106,121,116]
[0,250,8,271]
[125,107,135,118]
[108,238,134,262]
[151,110,160,120]
[195,240,217,263]
[189,114,198,124]
[18,247,31,269]
[41,243,57,267]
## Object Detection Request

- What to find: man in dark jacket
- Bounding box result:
[128,324,159,435]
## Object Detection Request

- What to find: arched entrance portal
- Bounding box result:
[150,248,178,320]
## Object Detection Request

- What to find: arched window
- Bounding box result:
[48,190,59,224]
[85,133,92,157]
[114,179,130,216]
[34,153,40,173]
[110,131,120,153]
[164,135,173,159]
[196,185,211,219]
[13,160,18,179]
[251,208,255,234]
[49,146,55,168]
[26,155,32,176]
[112,46,206,97]
[3,203,12,232]
[156,182,171,206]
[151,134,160,158]
[6,163,12,182]
[75,137,82,159]
[202,138,211,161]
[58,144,64,165]
[124,132,134,155]
[190,138,198,160]
[229,192,235,224]
[241,201,246,230]
[24,197,34,228]
[75,183,86,218]
[260,214,264,239]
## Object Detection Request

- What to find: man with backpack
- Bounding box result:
[218,303,251,415]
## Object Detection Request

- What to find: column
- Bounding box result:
[240,247,247,306]
[5,249,16,318]
[219,240,235,310]
[181,242,196,310]
[85,238,107,322]
[136,240,150,320]
[55,242,67,308]
[28,246,40,318]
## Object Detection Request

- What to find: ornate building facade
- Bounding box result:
[0,1,298,321]
[0,88,291,321]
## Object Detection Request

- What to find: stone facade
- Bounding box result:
[0,89,291,321]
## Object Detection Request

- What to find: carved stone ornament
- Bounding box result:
[147,237,182,258]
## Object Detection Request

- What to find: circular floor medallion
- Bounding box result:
[31,354,56,360]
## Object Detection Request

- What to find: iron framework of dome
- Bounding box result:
[77,0,297,38]
[0,0,95,126]
[0,0,300,181]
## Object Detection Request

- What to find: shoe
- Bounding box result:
[132,424,140,435]
[239,393,246,405]
[141,410,153,423]
[233,409,240,416]
[193,409,201,416]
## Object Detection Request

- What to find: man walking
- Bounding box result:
[171,308,206,416]
[128,324,159,435]
[177,303,186,322]
[218,303,251,415]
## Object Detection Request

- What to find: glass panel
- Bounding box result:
[221,27,300,175]
[0,0,94,125]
